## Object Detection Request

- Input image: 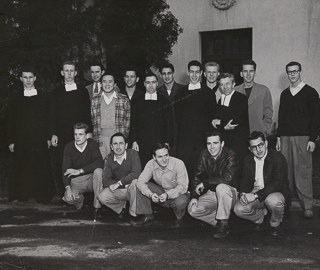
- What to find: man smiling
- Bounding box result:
[91,72,131,159]
[188,131,240,239]
[130,143,189,228]
[98,133,141,218]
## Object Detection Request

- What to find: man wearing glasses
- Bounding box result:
[234,131,291,236]
[276,61,319,218]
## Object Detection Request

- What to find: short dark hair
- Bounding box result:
[160,62,175,73]
[144,71,158,81]
[73,123,89,133]
[240,60,257,71]
[247,131,266,145]
[110,132,127,145]
[286,61,302,73]
[62,60,76,70]
[102,72,116,83]
[89,61,105,71]
[20,66,36,77]
[152,142,169,156]
[217,73,235,84]
[124,66,138,77]
[206,130,223,142]
[188,60,202,71]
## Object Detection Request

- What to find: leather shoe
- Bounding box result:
[118,209,126,219]
[171,217,184,228]
[271,223,283,236]
[304,209,313,218]
[213,223,230,239]
[130,215,155,227]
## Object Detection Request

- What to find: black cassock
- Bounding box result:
[7,90,52,202]
[174,84,216,180]
[130,94,172,167]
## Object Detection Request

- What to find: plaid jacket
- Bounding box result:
[91,92,131,146]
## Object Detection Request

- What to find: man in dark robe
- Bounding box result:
[50,60,92,198]
[131,72,172,167]
[7,66,52,204]
[174,60,216,181]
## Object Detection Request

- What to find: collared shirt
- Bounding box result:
[145,92,157,100]
[253,150,268,190]
[102,91,117,105]
[188,82,201,90]
[136,157,189,199]
[220,90,235,107]
[113,150,127,165]
[24,88,37,97]
[74,140,88,153]
[290,81,305,96]
[65,83,77,92]
[93,82,101,94]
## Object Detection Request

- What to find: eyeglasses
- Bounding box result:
[287,70,300,75]
[249,142,265,151]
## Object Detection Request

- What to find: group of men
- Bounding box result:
[7,58,319,239]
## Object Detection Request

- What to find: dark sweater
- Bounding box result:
[102,149,142,188]
[62,138,103,187]
[277,84,319,142]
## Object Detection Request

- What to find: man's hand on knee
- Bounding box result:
[64,186,76,201]
[188,198,198,213]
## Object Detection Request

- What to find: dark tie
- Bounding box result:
[93,83,99,94]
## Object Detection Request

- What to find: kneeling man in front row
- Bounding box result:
[63,123,104,211]
[98,133,141,217]
[130,143,189,228]
[188,131,240,239]
[234,131,291,236]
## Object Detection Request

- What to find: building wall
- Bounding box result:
[166,0,320,123]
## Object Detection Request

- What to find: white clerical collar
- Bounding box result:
[24,88,37,97]
[102,91,117,105]
[188,82,201,90]
[65,83,77,92]
[113,151,127,165]
[75,140,87,153]
[220,90,235,107]
[145,92,157,100]
[290,81,305,96]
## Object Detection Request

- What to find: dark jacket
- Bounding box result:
[239,149,292,206]
[191,146,240,199]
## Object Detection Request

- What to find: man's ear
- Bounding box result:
[152,155,156,160]
[240,71,244,78]
[221,141,225,148]
[101,70,105,76]
[60,70,65,76]
[125,143,128,149]
[265,140,268,148]
[136,77,139,82]
[74,71,77,77]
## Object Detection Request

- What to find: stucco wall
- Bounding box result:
[166,0,320,123]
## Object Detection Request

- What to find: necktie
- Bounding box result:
[93,83,99,94]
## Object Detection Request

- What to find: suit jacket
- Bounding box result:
[91,92,131,146]
[239,149,292,206]
[157,81,183,103]
[235,82,273,135]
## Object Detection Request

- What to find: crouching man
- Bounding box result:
[234,131,291,236]
[62,123,104,211]
[188,131,240,239]
[98,133,141,217]
[130,143,189,228]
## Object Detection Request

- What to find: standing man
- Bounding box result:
[98,133,141,217]
[235,60,273,136]
[203,62,221,103]
[62,123,103,211]
[212,73,250,165]
[91,72,131,159]
[7,66,52,204]
[50,60,92,198]
[174,60,216,180]
[188,131,239,239]
[131,72,172,167]
[120,67,144,105]
[276,61,319,218]
[234,131,291,236]
[157,62,183,156]
[130,143,189,227]
[86,62,105,101]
